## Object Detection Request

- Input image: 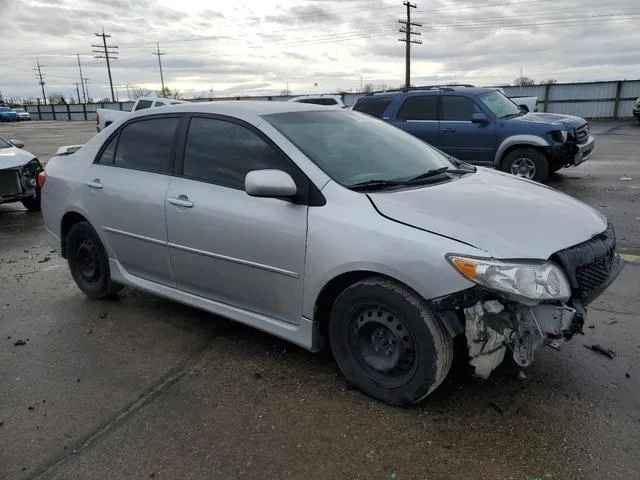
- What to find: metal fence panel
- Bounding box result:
[547,100,615,118]
[550,82,617,101]
[620,81,640,99]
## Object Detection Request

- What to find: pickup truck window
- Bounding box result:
[441,96,479,122]
[134,100,153,111]
[397,96,438,121]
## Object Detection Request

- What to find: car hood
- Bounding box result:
[510,112,586,129]
[0,147,34,169]
[368,168,607,259]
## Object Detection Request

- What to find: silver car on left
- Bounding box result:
[0,136,43,212]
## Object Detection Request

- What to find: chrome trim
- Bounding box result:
[167,242,300,279]
[101,226,167,246]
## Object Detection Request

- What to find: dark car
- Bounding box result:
[0,106,20,122]
[352,86,594,183]
[633,97,640,123]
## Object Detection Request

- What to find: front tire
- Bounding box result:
[66,221,123,299]
[501,148,550,183]
[328,278,453,406]
[21,191,41,212]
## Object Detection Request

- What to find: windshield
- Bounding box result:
[0,107,11,112]
[13,108,25,112]
[0,137,13,149]
[262,110,454,186]
[477,90,521,118]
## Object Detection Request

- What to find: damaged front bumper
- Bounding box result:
[430,252,624,379]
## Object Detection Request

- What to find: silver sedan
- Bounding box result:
[40,101,623,405]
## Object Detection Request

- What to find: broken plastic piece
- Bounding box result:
[584,344,616,359]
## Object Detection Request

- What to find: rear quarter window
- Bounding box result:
[352,98,392,118]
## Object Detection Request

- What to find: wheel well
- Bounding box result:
[499,144,548,170]
[313,271,407,349]
[60,212,88,258]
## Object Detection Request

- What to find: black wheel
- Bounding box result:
[21,191,41,212]
[66,221,123,299]
[501,148,550,183]
[328,278,453,406]
[550,165,563,174]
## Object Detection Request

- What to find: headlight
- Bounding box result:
[551,130,568,143]
[447,255,571,301]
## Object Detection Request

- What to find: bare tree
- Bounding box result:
[48,93,67,104]
[513,76,536,86]
[280,88,292,96]
[362,83,375,93]
[131,86,152,99]
[539,79,557,85]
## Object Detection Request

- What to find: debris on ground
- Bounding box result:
[626,373,631,378]
[588,325,596,329]
[86,329,92,335]
[37,256,51,263]
[13,339,26,347]
[599,203,608,207]
[99,312,108,319]
[584,344,616,359]
[252,373,262,379]
[607,320,619,326]
[488,401,504,415]
[620,175,633,181]
[517,370,527,380]
[28,406,34,411]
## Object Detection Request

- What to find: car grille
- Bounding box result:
[552,221,616,301]
[0,170,21,196]
[575,123,590,143]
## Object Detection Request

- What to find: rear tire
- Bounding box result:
[501,148,550,183]
[66,221,123,299]
[328,277,453,406]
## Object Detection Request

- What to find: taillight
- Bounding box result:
[37,171,46,188]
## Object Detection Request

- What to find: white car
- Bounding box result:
[12,107,32,121]
[287,95,348,108]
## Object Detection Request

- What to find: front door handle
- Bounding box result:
[442,128,456,133]
[85,179,103,189]
[168,195,193,208]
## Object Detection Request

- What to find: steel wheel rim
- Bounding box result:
[510,157,536,179]
[348,305,418,387]
[76,238,101,282]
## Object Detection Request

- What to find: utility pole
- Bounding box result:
[398,2,422,88]
[92,27,119,102]
[152,42,166,96]
[83,77,91,102]
[34,58,47,104]
[73,82,81,103]
[76,54,87,103]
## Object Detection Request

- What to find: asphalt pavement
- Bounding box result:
[1,120,639,480]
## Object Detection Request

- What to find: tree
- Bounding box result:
[513,76,536,86]
[48,93,67,104]
[362,83,375,93]
[280,88,292,96]
[131,86,152,99]
[159,86,183,99]
[539,79,557,85]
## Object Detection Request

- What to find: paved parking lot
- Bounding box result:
[1,120,639,480]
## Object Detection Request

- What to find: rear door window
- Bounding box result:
[112,116,180,174]
[352,98,392,118]
[441,96,479,121]
[397,96,438,120]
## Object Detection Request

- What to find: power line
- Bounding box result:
[76,54,87,103]
[152,42,166,95]
[399,2,421,88]
[34,58,47,104]
[92,27,119,102]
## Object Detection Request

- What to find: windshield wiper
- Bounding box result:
[499,111,524,119]
[347,179,406,191]
[407,167,474,183]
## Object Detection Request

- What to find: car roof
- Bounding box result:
[288,94,341,100]
[127,100,337,120]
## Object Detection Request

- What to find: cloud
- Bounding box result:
[1,0,639,100]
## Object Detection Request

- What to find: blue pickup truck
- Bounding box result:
[352,86,594,183]
[0,106,20,122]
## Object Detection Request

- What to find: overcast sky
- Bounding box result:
[1,0,639,101]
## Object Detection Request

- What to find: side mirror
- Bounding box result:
[245,169,297,198]
[471,113,490,125]
[10,139,24,149]
[518,104,530,113]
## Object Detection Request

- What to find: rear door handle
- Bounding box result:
[85,179,103,189]
[168,195,193,208]
[442,128,456,133]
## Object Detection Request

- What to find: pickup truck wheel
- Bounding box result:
[66,221,123,299]
[328,278,453,406]
[502,148,550,182]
